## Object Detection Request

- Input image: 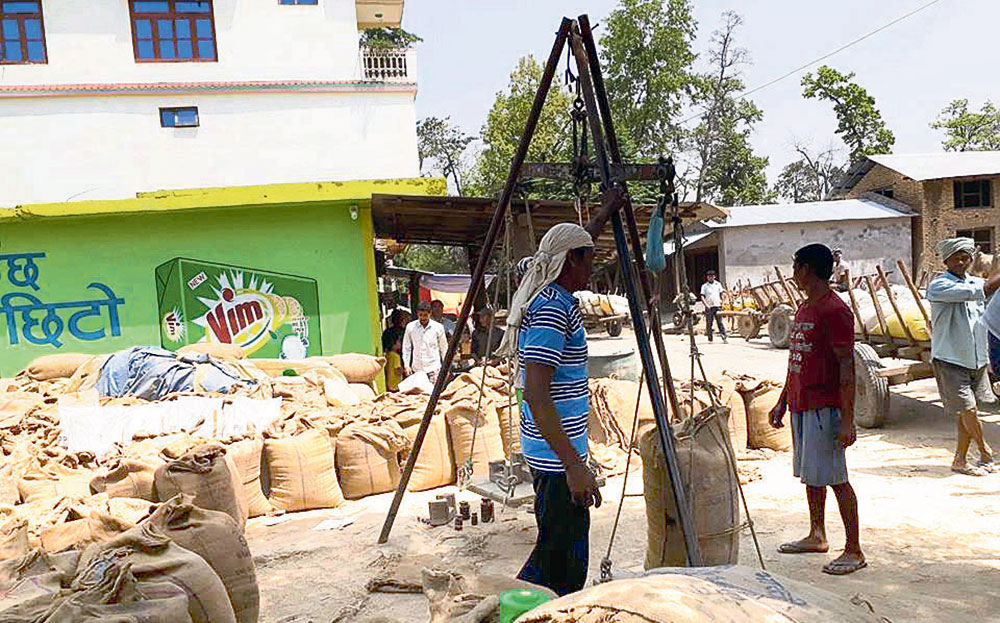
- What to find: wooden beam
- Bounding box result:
[876,265,918,346]
[896,259,932,338]
[844,270,869,342]
[864,275,893,344]
[773,267,798,304]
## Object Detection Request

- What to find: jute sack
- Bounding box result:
[18,463,94,504]
[0,464,17,505]
[79,521,236,623]
[520,567,884,623]
[45,549,193,623]
[444,399,505,479]
[0,517,30,560]
[90,458,158,501]
[154,445,248,530]
[0,549,80,618]
[0,391,45,428]
[301,368,359,408]
[588,379,653,433]
[739,379,792,451]
[177,343,247,360]
[495,402,522,458]
[226,436,272,518]
[63,354,111,394]
[316,354,385,384]
[146,494,259,623]
[264,430,345,512]
[349,383,377,403]
[39,512,134,553]
[24,353,94,381]
[640,406,740,569]
[335,421,408,499]
[402,416,455,492]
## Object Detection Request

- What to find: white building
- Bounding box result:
[0,0,418,205]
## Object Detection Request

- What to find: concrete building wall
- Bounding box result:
[719,218,912,287]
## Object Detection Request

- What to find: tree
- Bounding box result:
[394,245,468,274]
[801,65,895,162]
[774,144,845,202]
[359,27,422,49]
[468,56,575,199]
[931,99,1000,152]
[417,116,474,195]
[600,0,697,159]
[685,12,772,206]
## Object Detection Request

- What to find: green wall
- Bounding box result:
[0,201,380,375]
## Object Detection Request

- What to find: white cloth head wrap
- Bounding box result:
[937,237,976,261]
[498,223,594,357]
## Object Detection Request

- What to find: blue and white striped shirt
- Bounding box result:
[517,283,589,473]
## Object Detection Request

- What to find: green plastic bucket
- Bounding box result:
[498,588,551,623]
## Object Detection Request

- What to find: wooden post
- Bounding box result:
[877,265,918,346]
[773,267,798,304]
[844,270,869,342]
[897,259,932,339]
[864,275,893,344]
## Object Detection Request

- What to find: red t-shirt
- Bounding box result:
[786,290,855,413]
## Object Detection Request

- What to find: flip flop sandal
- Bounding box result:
[951,465,989,477]
[778,542,830,554]
[822,560,868,576]
[976,460,999,473]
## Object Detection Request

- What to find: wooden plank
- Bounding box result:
[772,267,797,304]
[877,361,934,385]
[896,259,932,338]
[844,269,869,341]
[876,265,918,346]
[864,275,893,344]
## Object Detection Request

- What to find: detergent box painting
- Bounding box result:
[155,258,322,359]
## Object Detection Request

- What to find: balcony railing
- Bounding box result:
[360,47,416,83]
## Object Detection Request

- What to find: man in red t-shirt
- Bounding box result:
[769,243,866,575]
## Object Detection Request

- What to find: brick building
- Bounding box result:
[831,152,999,274]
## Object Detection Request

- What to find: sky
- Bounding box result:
[405,0,997,188]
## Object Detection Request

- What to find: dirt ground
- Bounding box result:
[248,330,1000,623]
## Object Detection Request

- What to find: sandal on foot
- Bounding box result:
[822,559,867,575]
[951,465,989,477]
[778,541,829,554]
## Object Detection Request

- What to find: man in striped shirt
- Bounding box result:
[513,223,602,596]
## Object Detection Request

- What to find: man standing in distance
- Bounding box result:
[431,300,457,339]
[770,243,865,575]
[402,301,448,383]
[700,270,727,343]
[926,237,1000,476]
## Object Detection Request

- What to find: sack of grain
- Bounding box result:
[0,391,44,428]
[18,463,94,505]
[248,358,327,378]
[588,379,654,433]
[146,494,259,623]
[90,458,158,501]
[302,368,359,407]
[177,343,247,360]
[0,517,30,560]
[520,566,884,623]
[0,549,81,618]
[336,421,408,499]
[24,353,94,381]
[444,399,505,479]
[40,512,133,553]
[154,445,248,529]
[226,436,272,518]
[44,549,193,623]
[640,406,739,568]
[402,416,455,491]
[739,379,791,451]
[106,497,154,525]
[79,521,236,623]
[496,402,522,458]
[349,383,377,403]
[317,354,385,384]
[0,464,17,506]
[264,430,344,512]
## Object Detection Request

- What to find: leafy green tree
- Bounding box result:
[774,145,844,202]
[600,0,697,159]
[686,12,771,206]
[417,116,474,195]
[468,56,575,199]
[801,65,895,162]
[931,99,1000,151]
[394,245,468,274]
[359,27,422,49]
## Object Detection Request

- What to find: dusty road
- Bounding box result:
[248,331,1000,623]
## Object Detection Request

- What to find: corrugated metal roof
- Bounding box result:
[663,231,715,256]
[705,198,912,229]
[868,152,1000,181]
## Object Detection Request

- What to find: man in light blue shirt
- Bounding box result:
[926,238,1000,476]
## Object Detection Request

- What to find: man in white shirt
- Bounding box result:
[830,249,851,292]
[700,271,727,343]
[403,301,449,383]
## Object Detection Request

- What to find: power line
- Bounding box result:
[678,0,945,127]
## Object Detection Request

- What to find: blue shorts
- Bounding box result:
[792,408,849,487]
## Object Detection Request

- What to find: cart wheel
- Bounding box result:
[607,319,623,337]
[767,304,794,349]
[737,315,761,340]
[672,312,684,329]
[854,343,889,429]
